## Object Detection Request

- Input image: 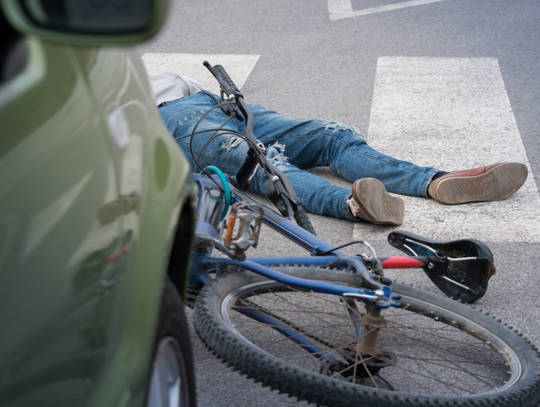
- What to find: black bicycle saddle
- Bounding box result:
[388,231,496,303]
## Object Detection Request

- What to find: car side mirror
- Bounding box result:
[0,0,168,45]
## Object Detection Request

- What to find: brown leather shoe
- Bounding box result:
[428,162,528,204]
[350,178,404,226]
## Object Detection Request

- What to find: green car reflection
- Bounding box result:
[0,1,197,406]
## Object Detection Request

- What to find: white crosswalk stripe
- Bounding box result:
[141,53,260,95]
[354,57,540,243]
[327,0,449,20]
[140,53,539,244]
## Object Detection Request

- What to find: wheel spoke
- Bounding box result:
[232,290,508,394]
[195,268,540,405]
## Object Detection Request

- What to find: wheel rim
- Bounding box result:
[147,336,188,407]
[220,280,522,398]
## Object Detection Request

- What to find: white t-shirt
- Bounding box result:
[148,72,206,106]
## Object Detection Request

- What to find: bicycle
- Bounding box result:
[185,62,540,407]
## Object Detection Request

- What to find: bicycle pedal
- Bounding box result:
[225,202,263,252]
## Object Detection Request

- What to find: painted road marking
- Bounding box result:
[141,53,260,95]
[354,57,540,243]
[141,53,539,243]
[328,0,448,20]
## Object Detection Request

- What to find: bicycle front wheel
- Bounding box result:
[193,267,540,407]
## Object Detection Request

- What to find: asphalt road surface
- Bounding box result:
[139,1,540,405]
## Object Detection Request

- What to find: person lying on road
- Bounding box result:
[150,72,528,226]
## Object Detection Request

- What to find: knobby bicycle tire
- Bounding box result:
[193,267,540,407]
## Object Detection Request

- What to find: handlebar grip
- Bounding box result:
[204,61,242,97]
[294,209,316,236]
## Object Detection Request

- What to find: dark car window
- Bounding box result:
[0,9,28,84]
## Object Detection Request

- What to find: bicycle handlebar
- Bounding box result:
[204,61,243,98]
[203,61,316,235]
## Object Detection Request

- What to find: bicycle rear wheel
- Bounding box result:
[193,267,540,407]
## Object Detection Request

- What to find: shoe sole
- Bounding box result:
[352,178,404,226]
[434,162,528,204]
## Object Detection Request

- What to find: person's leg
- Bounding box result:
[249,144,356,220]
[247,105,528,203]
[160,94,426,199]
[247,104,438,198]
[249,144,404,224]
[158,92,351,219]
[160,93,525,216]
[159,92,248,176]
[159,94,402,223]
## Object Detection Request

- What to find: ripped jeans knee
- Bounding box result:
[221,136,245,152]
[317,119,364,139]
[265,142,292,170]
[248,142,296,196]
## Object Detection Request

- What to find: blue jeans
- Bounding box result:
[159,91,438,221]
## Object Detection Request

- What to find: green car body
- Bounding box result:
[0,1,197,406]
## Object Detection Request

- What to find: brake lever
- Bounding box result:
[263,173,296,218]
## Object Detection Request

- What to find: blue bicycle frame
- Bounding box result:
[188,173,401,309]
